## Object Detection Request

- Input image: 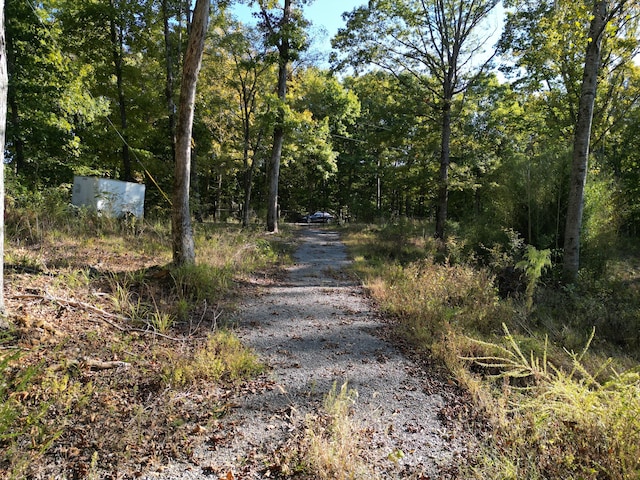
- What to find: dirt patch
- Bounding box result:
[144,227,479,479]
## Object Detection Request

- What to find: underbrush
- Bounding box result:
[160,331,264,386]
[0,196,287,478]
[341,222,640,480]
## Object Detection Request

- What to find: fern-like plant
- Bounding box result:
[516,245,552,312]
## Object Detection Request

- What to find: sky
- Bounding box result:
[230,0,368,61]
[230,1,505,67]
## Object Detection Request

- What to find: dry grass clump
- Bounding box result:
[367,259,510,341]
[305,382,378,480]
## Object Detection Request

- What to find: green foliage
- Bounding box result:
[464,328,640,480]
[4,180,157,245]
[161,331,264,387]
[5,182,73,244]
[465,324,552,385]
[6,0,110,186]
[516,245,552,312]
[337,71,439,221]
[536,273,640,353]
[581,172,624,272]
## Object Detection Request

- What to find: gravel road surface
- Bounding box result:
[144,227,477,479]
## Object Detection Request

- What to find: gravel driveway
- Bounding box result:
[145,227,478,479]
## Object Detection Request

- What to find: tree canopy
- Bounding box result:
[2,0,640,276]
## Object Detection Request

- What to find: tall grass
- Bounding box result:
[341,222,640,479]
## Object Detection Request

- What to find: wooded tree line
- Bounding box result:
[3,0,640,275]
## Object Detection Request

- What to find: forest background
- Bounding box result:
[2,0,640,478]
[6,0,640,256]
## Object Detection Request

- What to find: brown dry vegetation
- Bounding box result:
[1,205,288,479]
[341,220,640,480]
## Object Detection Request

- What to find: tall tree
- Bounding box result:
[563,0,630,281]
[212,21,273,226]
[500,0,640,258]
[109,0,133,181]
[161,0,179,163]
[333,0,499,239]
[0,0,7,316]
[256,0,309,233]
[55,0,165,182]
[285,68,359,214]
[5,0,109,185]
[338,71,433,221]
[172,0,209,265]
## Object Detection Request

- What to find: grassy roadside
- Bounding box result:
[0,195,293,479]
[340,221,640,480]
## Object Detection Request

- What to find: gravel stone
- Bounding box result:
[143,227,478,479]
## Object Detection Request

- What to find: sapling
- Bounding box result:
[516,245,552,313]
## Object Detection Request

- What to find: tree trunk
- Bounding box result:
[376,156,381,213]
[266,121,284,232]
[435,97,452,240]
[5,28,22,175]
[242,145,259,227]
[109,0,132,182]
[191,142,203,223]
[0,0,7,316]
[241,105,261,227]
[162,0,177,163]
[563,0,607,282]
[171,0,209,266]
[265,0,292,233]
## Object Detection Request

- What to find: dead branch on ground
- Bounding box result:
[10,293,190,342]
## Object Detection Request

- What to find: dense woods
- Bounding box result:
[4,0,640,261]
[2,0,640,478]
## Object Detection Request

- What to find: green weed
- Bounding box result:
[55,269,92,291]
[171,263,232,305]
[0,350,64,479]
[161,331,264,387]
[462,328,640,479]
[516,245,552,313]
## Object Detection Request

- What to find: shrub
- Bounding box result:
[368,259,509,341]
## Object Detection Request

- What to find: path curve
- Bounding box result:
[146,227,476,479]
